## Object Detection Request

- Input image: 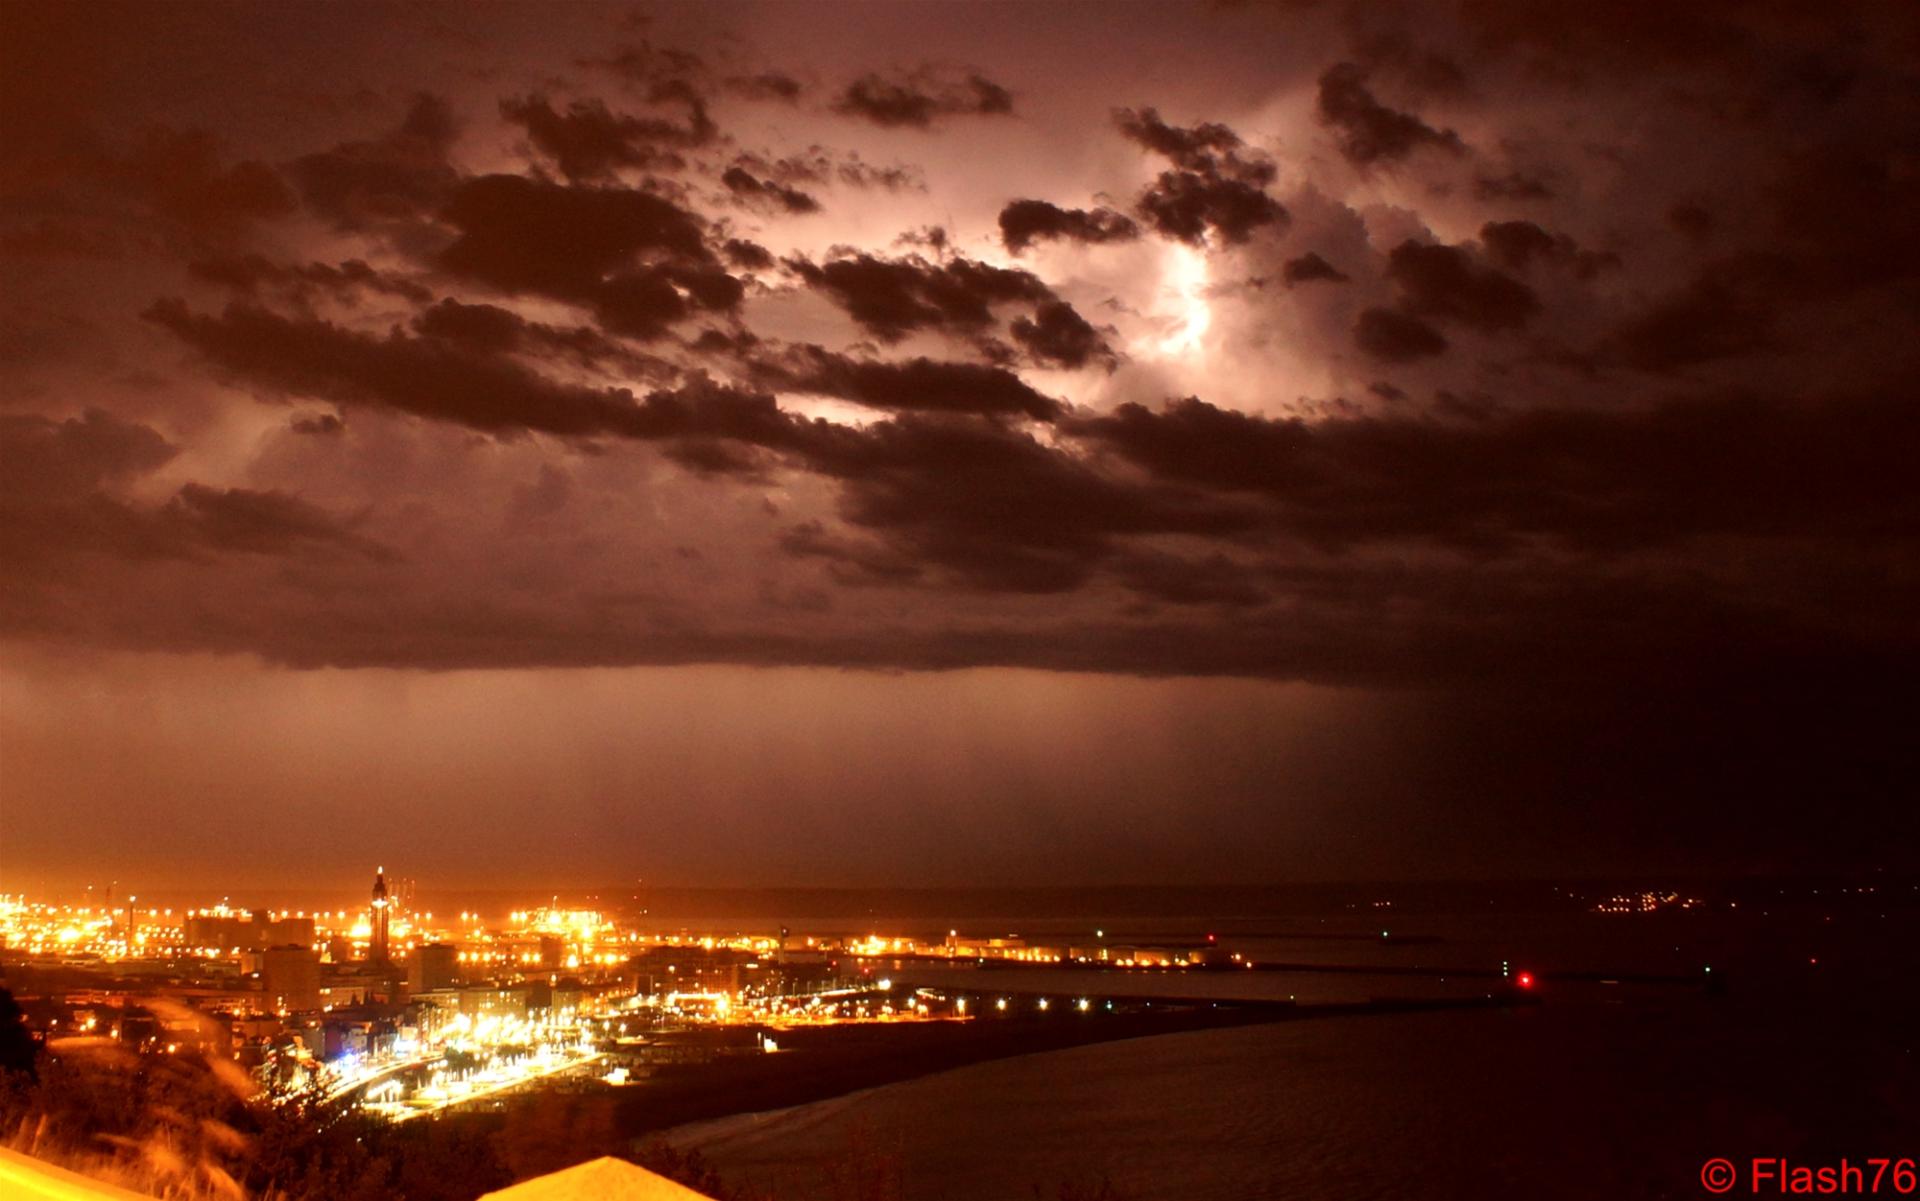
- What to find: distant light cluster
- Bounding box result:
[1590,891,1703,915]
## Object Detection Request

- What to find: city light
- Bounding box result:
[0,873,1050,1123]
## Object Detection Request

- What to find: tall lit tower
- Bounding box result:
[369,867,391,965]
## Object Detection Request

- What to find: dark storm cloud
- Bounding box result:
[290,413,345,436]
[833,69,1014,128]
[1385,240,1539,333]
[187,254,434,304]
[410,298,674,379]
[997,199,1139,254]
[1009,301,1117,370]
[159,271,1914,618]
[1450,0,1866,75]
[35,566,1895,699]
[437,173,712,289]
[0,410,387,568]
[777,520,924,585]
[1075,389,1920,552]
[162,485,395,561]
[2,484,388,570]
[1282,252,1349,285]
[1113,108,1287,246]
[729,149,924,193]
[1113,108,1276,185]
[582,42,708,89]
[720,238,775,271]
[0,124,295,251]
[723,72,804,103]
[1473,171,1554,201]
[1135,171,1286,245]
[1603,254,1784,371]
[830,155,923,192]
[659,434,776,479]
[147,299,656,436]
[0,409,176,508]
[434,174,741,337]
[1478,221,1617,279]
[720,166,821,214]
[1667,202,1715,241]
[1315,63,1465,165]
[785,250,1069,343]
[1349,32,1468,98]
[1768,139,1920,293]
[1110,549,1269,607]
[1475,221,1563,270]
[542,259,740,339]
[1353,307,1448,361]
[499,94,714,181]
[113,128,298,234]
[288,94,461,230]
[748,344,1065,421]
[411,297,574,349]
[797,414,1258,595]
[143,300,811,458]
[571,42,720,150]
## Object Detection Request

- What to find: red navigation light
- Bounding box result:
[1206,933,1216,943]
[1516,972,1535,989]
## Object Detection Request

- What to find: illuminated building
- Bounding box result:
[410,942,459,992]
[628,946,754,995]
[186,910,316,952]
[369,867,391,965]
[263,945,322,1012]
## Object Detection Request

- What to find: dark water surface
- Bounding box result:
[672,999,1913,1199]
[665,904,1918,1200]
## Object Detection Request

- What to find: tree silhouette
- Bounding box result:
[0,987,38,1078]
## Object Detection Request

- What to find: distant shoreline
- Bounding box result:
[21,874,1902,920]
[614,995,1527,1138]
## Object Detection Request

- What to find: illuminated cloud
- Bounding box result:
[834,69,1014,128]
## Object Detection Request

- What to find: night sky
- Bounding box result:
[3,1,1916,893]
